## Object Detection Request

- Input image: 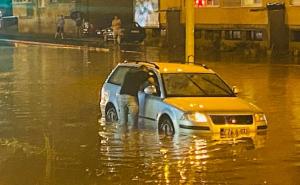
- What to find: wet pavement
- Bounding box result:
[0,29,103,48]
[0,42,300,185]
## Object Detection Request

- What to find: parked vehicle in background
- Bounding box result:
[80,21,96,37]
[96,27,114,42]
[81,21,90,37]
[0,16,18,30]
[99,61,268,137]
[96,22,146,43]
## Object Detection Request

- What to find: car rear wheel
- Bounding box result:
[105,105,118,123]
[159,115,175,135]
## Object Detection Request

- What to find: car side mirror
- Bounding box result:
[232,86,240,94]
[144,85,157,95]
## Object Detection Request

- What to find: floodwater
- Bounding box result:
[0,42,299,185]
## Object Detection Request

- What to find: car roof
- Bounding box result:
[119,61,215,74]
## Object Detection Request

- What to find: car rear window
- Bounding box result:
[107,66,132,85]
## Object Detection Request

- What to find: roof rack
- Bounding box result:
[168,61,209,69]
[123,60,159,69]
[194,63,209,69]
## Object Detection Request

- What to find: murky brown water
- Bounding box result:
[0,42,299,185]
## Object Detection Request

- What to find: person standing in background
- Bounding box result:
[111,15,122,44]
[55,15,65,39]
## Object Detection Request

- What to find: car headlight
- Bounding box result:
[181,112,208,123]
[254,113,266,122]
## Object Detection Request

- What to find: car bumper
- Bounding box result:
[178,119,267,133]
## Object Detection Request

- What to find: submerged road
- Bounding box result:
[0,42,299,185]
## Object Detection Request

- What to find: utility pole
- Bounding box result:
[185,0,195,63]
[87,0,89,20]
[36,0,41,33]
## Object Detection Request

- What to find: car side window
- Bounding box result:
[107,66,131,85]
[148,71,161,97]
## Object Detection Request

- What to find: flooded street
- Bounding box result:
[0,42,300,185]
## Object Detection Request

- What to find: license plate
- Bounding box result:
[220,128,249,138]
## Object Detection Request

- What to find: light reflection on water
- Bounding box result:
[0,42,299,185]
[96,122,268,185]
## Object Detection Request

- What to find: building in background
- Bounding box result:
[10,0,300,54]
[0,0,15,30]
[159,0,300,55]
[12,0,133,36]
[12,0,76,34]
[0,0,13,17]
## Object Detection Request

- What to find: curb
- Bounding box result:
[0,38,110,52]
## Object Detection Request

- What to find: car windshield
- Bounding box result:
[162,73,235,97]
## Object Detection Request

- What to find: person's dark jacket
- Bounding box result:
[120,69,149,97]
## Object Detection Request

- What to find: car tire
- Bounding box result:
[105,105,118,123]
[159,115,175,135]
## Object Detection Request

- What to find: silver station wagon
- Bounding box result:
[99,61,267,136]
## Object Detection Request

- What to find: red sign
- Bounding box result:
[195,0,206,7]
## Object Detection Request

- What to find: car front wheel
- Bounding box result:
[105,105,118,123]
[159,115,175,135]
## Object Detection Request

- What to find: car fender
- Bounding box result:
[156,106,182,133]
[101,83,121,119]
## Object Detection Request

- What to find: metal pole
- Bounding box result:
[35,0,41,33]
[185,0,195,63]
[87,0,89,20]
